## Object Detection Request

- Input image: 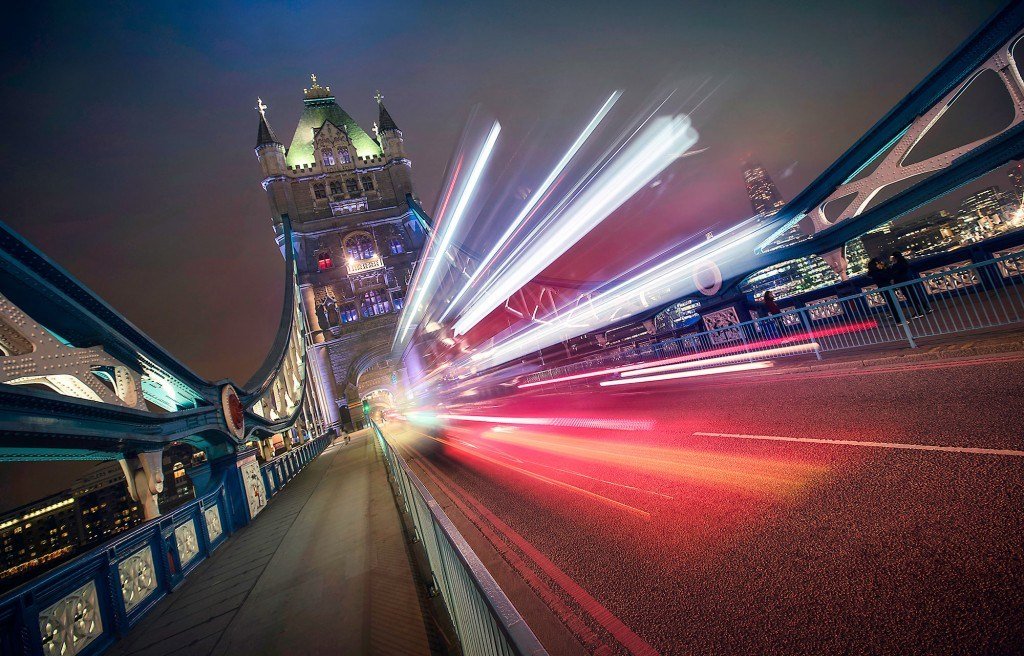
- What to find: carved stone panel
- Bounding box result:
[118,545,158,612]
[174,520,200,567]
[38,580,103,656]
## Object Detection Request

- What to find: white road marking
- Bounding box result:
[693,432,1024,457]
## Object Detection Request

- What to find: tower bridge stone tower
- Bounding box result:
[254,76,421,428]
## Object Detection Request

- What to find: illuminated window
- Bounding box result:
[321,149,335,167]
[392,293,405,310]
[339,148,352,164]
[346,177,359,194]
[317,251,333,271]
[388,235,404,255]
[346,233,375,260]
[340,305,358,323]
[361,289,391,317]
[361,175,375,191]
[329,180,343,196]
[313,183,327,199]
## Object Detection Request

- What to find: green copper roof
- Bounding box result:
[285,97,382,167]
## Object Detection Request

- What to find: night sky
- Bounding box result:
[0,1,1005,505]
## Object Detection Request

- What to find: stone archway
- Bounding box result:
[345,342,403,427]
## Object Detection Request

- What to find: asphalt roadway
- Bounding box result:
[387,350,1024,655]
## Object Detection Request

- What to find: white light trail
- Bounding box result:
[394,120,502,348]
[409,412,655,431]
[439,91,623,323]
[469,216,766,367]
[619,343,819,377]
[452,114,700,337]
[599,361,771,386]
[518,341,818,389]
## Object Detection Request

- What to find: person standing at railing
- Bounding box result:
[891,251,932,317]
[868,257,903,323]
[758,290,782,339]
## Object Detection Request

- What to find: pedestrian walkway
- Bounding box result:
[108,430,435,656]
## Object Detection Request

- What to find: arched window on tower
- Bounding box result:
[346,177,359,195]
[312,183,327,200]
[329,180,343,196]
[321,149,335,167]
[339,148,352,164]
[316,250,333,271]
[361,289,391,318]
[361,175,375,191]
[345,233,375,261]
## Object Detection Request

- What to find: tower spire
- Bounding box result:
[375,90,400,133]
[255,97,280,147]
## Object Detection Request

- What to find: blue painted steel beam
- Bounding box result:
[761,0,1024,237]
[241,214,299,402]
[0,223,214,400]
[0,211,308,460]
[0,386,232,460]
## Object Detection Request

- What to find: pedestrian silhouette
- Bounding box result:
[867,257,903,322]
[759,290,782,339]
[890,250,931,317]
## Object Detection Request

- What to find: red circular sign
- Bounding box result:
[227,392,244,430]
[221,385,246,439]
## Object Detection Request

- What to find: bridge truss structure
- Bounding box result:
[0,214,325,519]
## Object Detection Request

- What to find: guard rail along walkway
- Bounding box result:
[522,251,1024,387]
[371,420,548,656]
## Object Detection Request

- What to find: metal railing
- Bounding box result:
[522,251,1024,386]
[0,434,331,656]
[371,421,548,656]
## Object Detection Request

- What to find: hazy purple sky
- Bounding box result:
[0,0,1002,383]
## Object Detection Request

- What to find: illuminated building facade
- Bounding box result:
[73,462,144,545]
[0,495,77,587]
[255,77,424,429]
[0,452,197,592]
[959,186,1006,232]
[862,210,959,259]
[1008,161,1024,196]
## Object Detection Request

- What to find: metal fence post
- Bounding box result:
[887,288,917,348]
[798,308,823,360]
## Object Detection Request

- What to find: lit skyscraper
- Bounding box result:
[739,159,835,298]
[1008,162,1024,196]
[742,159,787,219]
[960,186,1005,221]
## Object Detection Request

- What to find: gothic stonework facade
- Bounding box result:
[254,76,422,428]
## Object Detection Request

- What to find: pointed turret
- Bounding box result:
[255,97,280,147]
[376,91,400,133]
[374,90,405,160]
[254,98,286,176]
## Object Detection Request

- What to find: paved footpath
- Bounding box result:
[108,430,435,656]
